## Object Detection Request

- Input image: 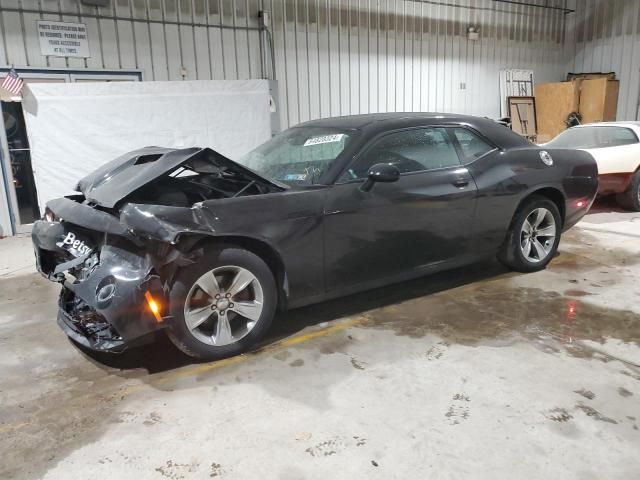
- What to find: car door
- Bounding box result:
[323,126,478,293]
[588,126,640,175]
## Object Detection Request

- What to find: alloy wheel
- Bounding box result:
[184,265,264,346]
[520,207,556,263]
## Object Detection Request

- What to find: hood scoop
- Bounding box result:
[134,153,163,165]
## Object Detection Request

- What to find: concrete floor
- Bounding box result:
[1,199,639,480]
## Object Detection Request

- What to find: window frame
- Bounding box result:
[447,126,499,164]
[335,125,468,185]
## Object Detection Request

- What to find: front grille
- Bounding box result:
[60,288,122,342]
[38,249,69,277]
[38,248,100,282]
[75,253,100,281]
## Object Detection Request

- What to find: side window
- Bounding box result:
[597,127,639,148]
[452,128,494,161]
[341,127,460,181]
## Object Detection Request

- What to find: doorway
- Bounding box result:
[2,102,39,227]
[0,68,142,234]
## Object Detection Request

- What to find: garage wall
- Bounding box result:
[0,0,264,81]
[1,0,570,128]
[565,0,640,121]
[271,0,568,128]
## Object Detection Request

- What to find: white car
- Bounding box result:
[545,122,640,211]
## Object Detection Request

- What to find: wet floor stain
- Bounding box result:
[305,437,343,457]
[304,435,365,458]
[574,389,596,400]
[209,462,225,478]
[353,435,366,447]
[273,350,292,362]
[154,459,199,479]
[350,357,366,370]
[564,290,591,297]
[621,369,640,382]
[575,403,618,424]
[361,283,640,359]
[618,387,633,397]
[544,407,573,423]
[426,342,449,360]
[445,393,471,425]
[143,412,162,426]
[289,359,304,367]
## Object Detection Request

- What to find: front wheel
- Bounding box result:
[167,245,277,360]
[498,196,562,273]
[615,170,640,211]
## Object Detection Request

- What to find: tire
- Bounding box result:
[167,245,277,360]
[615,170,640,211]
[497,195,562,273]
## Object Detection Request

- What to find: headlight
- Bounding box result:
[44,208,57,222]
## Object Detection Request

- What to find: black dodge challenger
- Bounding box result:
[32,113,598,359]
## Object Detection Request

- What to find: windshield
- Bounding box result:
[547,126,639,149]
[238,127,355,185]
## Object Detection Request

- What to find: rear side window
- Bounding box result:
[342,127,460,180]
[452,128,494,161]
[547,126,639,149]
[597,127,639,147]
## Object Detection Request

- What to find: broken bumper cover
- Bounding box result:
[32,220,166,352]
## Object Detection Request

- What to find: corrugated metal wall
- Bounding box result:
[0,0,265,80]
[566,0,640,121]
[0,0,569,128]
[270,0,568,128]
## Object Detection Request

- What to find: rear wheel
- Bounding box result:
[167,246,277,360]
[498,196,561,273]
[615,170,640,211]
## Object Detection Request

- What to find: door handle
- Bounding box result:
[452,178,469,188]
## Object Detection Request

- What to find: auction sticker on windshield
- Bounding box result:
[303,134,345,146]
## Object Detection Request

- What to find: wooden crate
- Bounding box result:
[534,76,619,142]
[579,78,620,124]
[534,81,580,143]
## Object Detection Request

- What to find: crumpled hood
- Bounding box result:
[76,146,284,208]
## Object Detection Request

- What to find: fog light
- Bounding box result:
[576,200,586,208]
[145,291,163,322]
[95,276,116,307]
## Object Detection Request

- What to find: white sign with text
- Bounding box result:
[37,21,90,58]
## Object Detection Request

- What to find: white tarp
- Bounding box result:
[21,80,272,211]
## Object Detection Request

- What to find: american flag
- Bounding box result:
[1,68,24,95]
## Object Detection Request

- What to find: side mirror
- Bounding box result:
[360,163,400,192]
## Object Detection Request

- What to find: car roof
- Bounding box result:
[297,112,472,129]
[294,112,531,149]
[571,121,640,129]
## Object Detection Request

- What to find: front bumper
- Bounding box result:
[33,220,167,352]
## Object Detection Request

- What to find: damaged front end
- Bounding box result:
[32,147,283,352]
[33,218,171,351]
